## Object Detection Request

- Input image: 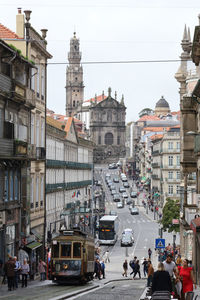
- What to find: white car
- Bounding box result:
[122,228,133,235]
[122,192,128,199]
[117,202,124,208]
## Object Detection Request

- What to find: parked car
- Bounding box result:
[119,186,126,193]
[109,184,115,191]
[130,207,139,215]
[121,233,133,246]
[113,193,121,202]
[96,180,102,186]
[130,191,137,198]
[117,202,124,208]
[109,163,117,169]
[111,189,116,195]
[113,177,119,183]
[122,192,128,199]
[123,182,129,188]
[121,176,127,182]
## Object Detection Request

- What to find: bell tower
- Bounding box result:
[66,32,84,116]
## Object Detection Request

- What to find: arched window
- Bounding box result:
[105,132,113,145]
[73,101,76,107]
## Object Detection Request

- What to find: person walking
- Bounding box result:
[4,256,15,291]
[122,259,128,277]
[21,259,30,288]
[151,262,172,300]
[13,256,21,289]
[38,259,46,281]
[100,260,105,279]
[163,254,178,297]
[133,260,141,279]
[177,259,196,300]
[94,259,101,280]
[104,250,110,263]
[148,248,152,259]
[147,260,154,287]
[142,258,148,277]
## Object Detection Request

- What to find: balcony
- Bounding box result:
[0,138,13,157]
[14,140,28,157]
[152,163,159,168]
[152,150,160,156]
[46,159,93,170]
[28,144,37,160]
[165,178,181,183]
[0,72,12,93]
[26,88,36,109]
[152,174,159,180]
[36,147,46,160]
[46,180,92,193]
[185,205,198,225]
[160,148,180,154]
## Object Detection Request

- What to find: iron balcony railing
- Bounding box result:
[46,180,92,193]
[46,159,93,169]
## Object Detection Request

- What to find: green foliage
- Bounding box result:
[160,198,180,233]
[8,44,22,55]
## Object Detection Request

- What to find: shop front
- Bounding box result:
[190,216,200,284]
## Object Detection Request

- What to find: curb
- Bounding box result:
[49,284,100,300]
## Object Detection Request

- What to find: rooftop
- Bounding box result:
[0,23,22,39]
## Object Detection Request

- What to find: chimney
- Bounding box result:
[16,7,25,38]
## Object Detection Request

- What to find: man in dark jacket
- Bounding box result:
[4,257,15,291]
[133,260,141,279]
[151,262,172,300]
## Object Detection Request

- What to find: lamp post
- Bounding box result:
[24,10,32,58]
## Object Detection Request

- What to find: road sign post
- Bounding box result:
[155,238,165,249]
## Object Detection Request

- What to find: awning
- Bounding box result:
[190,216,200,234]
[30,228,42,241]
[141,176,146,182]
[25,241,42,250]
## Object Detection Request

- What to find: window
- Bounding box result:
[41,68,45,100]
[61,242,71,257]
[98,135,101,145]
[14,114,18,139]
[4,171,8,202]
[176,156,180,166]
[73,100,75,107]
[176,171,180,180]
[73,242,81,258]
[176,185,180,195]
[31,67,35,91]
[168,156,173,166]
[37,65,40,97]
[30,177,34,209]
[168,142,173,150]
[168,185,173,195]
[41,118,45,147]
[176,142,180,150]
[75,77,78,81]
[36,176,39,208]
[31,114,35,145]
[0,108,3,138]
[40,175,44,207]
[36,118,40,147]
[9,171,13,201]
[105,132,113,145]
[14,172,19,201]
[168,171,173,179]
[52,243,59,258]
[117,136,120,145]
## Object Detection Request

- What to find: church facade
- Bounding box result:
[89,88,126,163]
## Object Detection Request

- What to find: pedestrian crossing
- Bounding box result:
[125,218,152,224]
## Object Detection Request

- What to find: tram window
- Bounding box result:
[73,242,81,258]
[52,243,59,258]
[61,242,71,257]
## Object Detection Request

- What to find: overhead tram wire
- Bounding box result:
[46,59,181,66]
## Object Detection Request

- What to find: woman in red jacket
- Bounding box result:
[177,259,196,300]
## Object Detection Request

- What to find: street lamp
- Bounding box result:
[24,10,32,58]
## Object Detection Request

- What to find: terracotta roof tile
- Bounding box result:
[46,116,64,131]
[0,23,22,39]
[151,134,163,140]
[64,117,73,134]
[84,94,107,103]
[138,115,160,122]
[143,127,170,132]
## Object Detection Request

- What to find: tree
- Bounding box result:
[160,198,180,233]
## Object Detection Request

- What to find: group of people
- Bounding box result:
[149,254,196,300]
[1,256,46,292]
[94,258,106,280]
[122,256,154,281]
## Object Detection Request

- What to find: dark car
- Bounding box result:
[121,234,133,247]
[119,186,126,193]
[130,207,139,215]
[130,191,137,198]
[123,182,129,188]
[126,198,132,205]
[113,193,120,202]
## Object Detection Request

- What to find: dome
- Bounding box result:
[155,96,169,108]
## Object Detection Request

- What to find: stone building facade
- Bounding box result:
[89,88,126,163]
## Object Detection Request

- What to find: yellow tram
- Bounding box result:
[50,229,95,283]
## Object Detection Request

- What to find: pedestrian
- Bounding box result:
[104,250,110,263]
[142,258,148,277]
[133,260,141,279]
[4,256,15,291]
[38,259,46,281]
[94,259,101,280]
[147,260,154,287]
[151,262,172,300]
[13,256,21,289]
[129,256,137,275]
[0,259,3,286]
[100,260,105,279]
[163,254,178,297]
[122,259,128,277]
[176,254,182,267]
[21,259,30,287]
[177,258,196,300]
[148,248,152,259]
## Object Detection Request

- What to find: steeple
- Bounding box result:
[108,87,112,98]
[120,94,124,105]
[66,32,84,116]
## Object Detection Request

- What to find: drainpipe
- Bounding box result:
[43,61,47,261]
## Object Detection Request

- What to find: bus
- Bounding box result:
[98,215,119,245]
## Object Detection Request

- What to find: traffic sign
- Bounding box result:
[155,238,165,249]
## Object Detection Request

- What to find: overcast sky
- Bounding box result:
[1,0,200,122]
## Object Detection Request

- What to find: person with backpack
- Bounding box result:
[129,256,137,275]
[133,260,141,279]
